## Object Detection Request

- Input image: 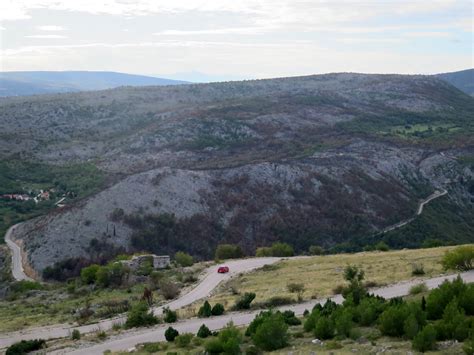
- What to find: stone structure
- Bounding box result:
[120,254,170,271]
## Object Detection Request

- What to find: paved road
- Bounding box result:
[4,224,33,281]
[0,257,280,349]
[57,270,474,355]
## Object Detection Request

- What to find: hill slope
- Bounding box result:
[1,73,473,274]
[437,68,474,96]
[0,71,187,97]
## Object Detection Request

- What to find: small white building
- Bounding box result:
[120,254,170,271]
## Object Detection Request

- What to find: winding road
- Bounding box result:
[4,224,33,281]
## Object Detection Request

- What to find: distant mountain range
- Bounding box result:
[0,71,188,97]
[436,68,474,96]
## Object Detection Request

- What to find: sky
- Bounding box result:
[0,0,472,81]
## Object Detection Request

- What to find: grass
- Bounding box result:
[202,245,466,311]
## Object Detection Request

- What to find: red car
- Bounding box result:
[217,266,229,273]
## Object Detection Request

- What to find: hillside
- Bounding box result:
[0,71,187,97]
[437,68,474,96]
[1,73,473,274]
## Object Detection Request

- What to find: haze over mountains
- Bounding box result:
[2,71,472,274]
[0,71,187,97]
[0,69,472,98]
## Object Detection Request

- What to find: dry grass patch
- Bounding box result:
[204,245,467,310]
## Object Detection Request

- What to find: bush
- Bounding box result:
[309,245,324,255]
[411,263,425,276]
[252,313,289,351]
[379,304,409,337]
[205,338,224,354]
[9,280,42,294]
[426,277,466,320]
[404,314,421,339]
[246,311,273,336]
[165,327,179,342]
[314,316,335,340]
[6,339,46,355]
[375,241,389,251]
[463,332,474,355]
[80,264,100,284]
[442,246,474,271]
[163,307,177,323]
[174,252,193,267]
[270,242,294,257]
[175,333,193,348]
[356,297,385,326]
[215,244,243,260]
[287,283,305,294]
[211,303,225,316]
[235,292,256,310]
[218,322,242,354]
[198,301,212,318]
[125,302,158,329]
[459,284,474,315]
[197,324,212,338]
[159,279,180,300]
[409,283,428,295]
[71,329,81,340]
[255,247,273,257]
[281,310,301,326]
[412,325,437,352]
[335,309,353,337]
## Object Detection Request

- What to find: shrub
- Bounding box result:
[409,283,428,295]
[141,342,162,352]
[411,263,425,276]
[174,252,193,267]
[404,314,421,340]
[6,339,46,355]
[71,329,81,340]
[235,292,256,310]
[261,296,293,308]
[197,324,212,338]
[246,311,273,337]
[9,280,42,294]
[375,241,389,251]
[211,303,225,316]
[356,297,385,326]
[218,322,242,354]
[412,325,437,352]
[215,244,243,260]
[125,302,158,329]
[379,304,409,337]
[281,310,301,326]
[437,299,466,340]
[80,264,100,284]
[309,245,324,255]
[165,327,179,342]
[205,338,224,354]
[163,307,177,323]
[459,284,474,315]
[287,282,305,294]
[335,309,353,337]
[252,313,288,351]
[159,279,180,300]
[426,277,466,320]
[255,247,272,257]
[463,332,474,355]
[198,301,212,318]
[314,316,335,340]
[442,246,474,271]
[270,242,294,257]
[175,333,193,348]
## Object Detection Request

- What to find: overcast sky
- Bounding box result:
[0,0,472,80]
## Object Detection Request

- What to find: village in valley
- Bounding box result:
[0,189,69,208]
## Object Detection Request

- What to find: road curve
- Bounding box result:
[4,223,33,282]
[417,189,447,215]
[0,257,280,349]
[58,270,474,355]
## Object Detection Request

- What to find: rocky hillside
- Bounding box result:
[2,73,473,274]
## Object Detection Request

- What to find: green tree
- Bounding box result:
[235,292,256,310]
[198,301,212,318]
[163,307,177,323]
[309,245,324,255]
[255,247,272,257]
[379,304,409,337]
[314,316,335,340]
[218,322,242,354]
[174,251,194,267]
[165,326,179,342]
[211,303,225,316]
[335,309,353,338]
[197,324,212,338]
[252,313,289,351]
[412,325,437,352]
[80,264,100,284]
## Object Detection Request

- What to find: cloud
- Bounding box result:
[25,34,68,39]
[154,27,271,36]
[37,25,65,31]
